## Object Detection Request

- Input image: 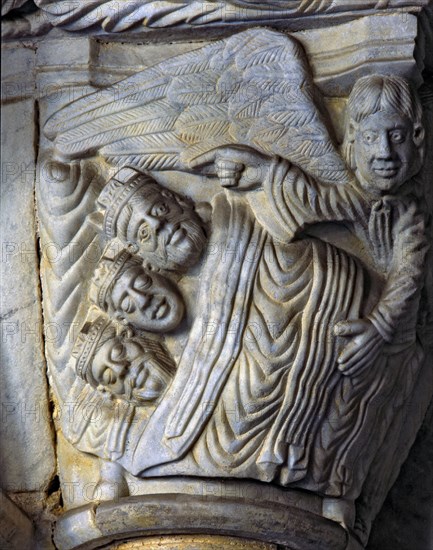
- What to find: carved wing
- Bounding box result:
[45,28,351,185]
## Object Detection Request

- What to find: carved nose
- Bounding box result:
[377,133,392,158]
[146,216,163,231]
[109,363,127,377]
[133,291,151,311]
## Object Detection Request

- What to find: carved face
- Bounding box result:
[124,185,206,270]
[91,335,171,405]
[109,264,185,332]
[353,110,424,196]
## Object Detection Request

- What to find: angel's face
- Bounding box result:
[91,335,170,405]
[353,110,424,196]
[109,264,185,332]
[123,185,206,270]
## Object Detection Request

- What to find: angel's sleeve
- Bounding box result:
[367,201,429,343]
[263,157,368,237]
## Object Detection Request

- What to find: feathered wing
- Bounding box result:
[44,28,351,185]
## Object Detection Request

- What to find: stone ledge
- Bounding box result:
[54,480,364,550]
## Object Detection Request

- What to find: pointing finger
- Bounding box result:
[188,149,220,168]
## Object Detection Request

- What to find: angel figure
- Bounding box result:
[41,28,429,511]
[179,74,428,501]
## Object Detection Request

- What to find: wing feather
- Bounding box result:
[45,28,352,185]
[101,133,186,155]
[45,67,165,137]
[176,104,228,125]
[270,109,317,128]
[179,120,232,145]
[60,100,180,140]
[57,115,180,157]
[180,136,238,165]
[106,153,182,172]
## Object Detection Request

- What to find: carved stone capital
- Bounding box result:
[2,5,432,550]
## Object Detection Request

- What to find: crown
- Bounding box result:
[72,315,112,381]
[89,248,133,310]
[97,168,155,239]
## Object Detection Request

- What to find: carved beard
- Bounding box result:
[149,214,207,271]
[123,355,171,406]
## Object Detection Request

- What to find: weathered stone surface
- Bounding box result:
[110,537,277,549]
[295,14,425,94]
[38,20,431,529]
[9,1,433,36]
[0,490,33,550]
[1,4,432,550]
[1,45,36,103]
[1,47,56,494]
[8,489,60,550]
[54,489,351,550]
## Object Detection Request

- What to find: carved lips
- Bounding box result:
[371,162,401,178]
[109,265,185,332]
[151,297,168,320]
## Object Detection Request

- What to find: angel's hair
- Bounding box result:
[342,75,424,169]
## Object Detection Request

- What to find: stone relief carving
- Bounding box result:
[37,26,431,542]
[1,0,28,15]
[33,0,421,33]
[89,246,186,331]
[2,0,431,38]
[1,0,51,38]
[32,0,433,32]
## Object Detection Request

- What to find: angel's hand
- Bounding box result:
[189,146,273,190]
[334,319,385,377]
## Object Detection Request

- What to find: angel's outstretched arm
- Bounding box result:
[190,145,369,238]
[265,157,369,233]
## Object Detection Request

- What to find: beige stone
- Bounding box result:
[110,535,276,549]
[1,5,432,550]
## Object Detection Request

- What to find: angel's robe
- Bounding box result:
[119,159,427,498]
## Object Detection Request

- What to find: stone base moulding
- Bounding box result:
[54,480,364,550]
[109,537,278,549]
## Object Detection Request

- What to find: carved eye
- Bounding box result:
[389,130,405,143]
[134,274,152,291]
[111,343,125,361]
[102,368,117,386]
[362,131,378,145]
[151,201,169,217]
[120,296,135,314]
[138,223,151,243]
